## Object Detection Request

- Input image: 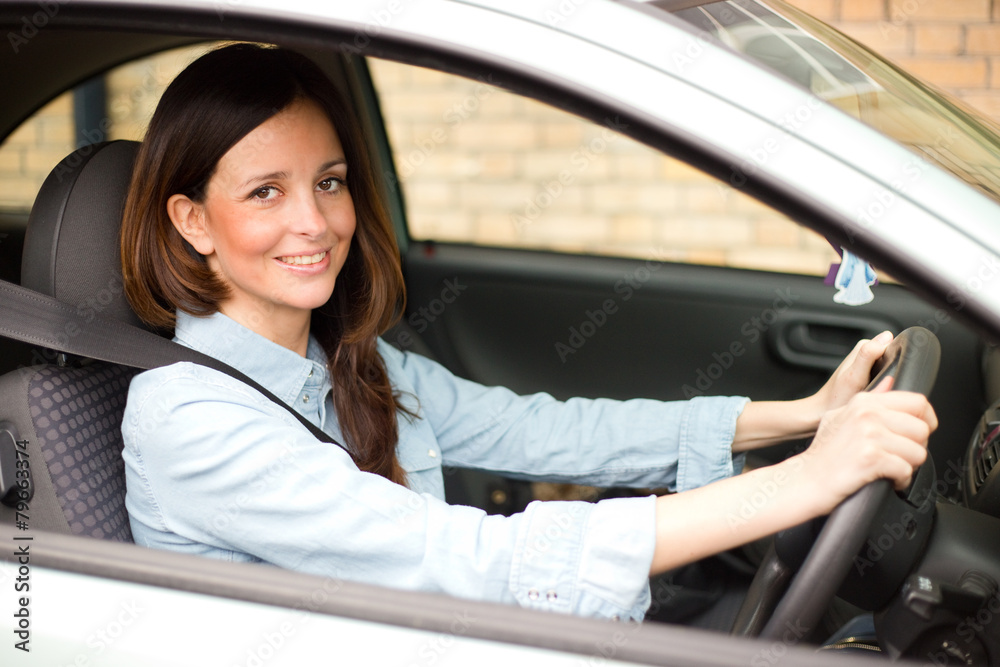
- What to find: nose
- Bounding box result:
[290,191,328,238]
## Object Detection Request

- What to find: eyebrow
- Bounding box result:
[236,159,347,191]
[237,171,288,192]
[318,158,347,173]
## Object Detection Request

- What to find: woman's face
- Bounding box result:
[171,98,356,337]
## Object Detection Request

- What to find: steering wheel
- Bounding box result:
[731,326,940,640]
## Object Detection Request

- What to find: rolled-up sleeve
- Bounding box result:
[383,342,749,492]
[512,496,656,620]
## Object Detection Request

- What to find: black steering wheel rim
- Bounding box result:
[757,326,940,640]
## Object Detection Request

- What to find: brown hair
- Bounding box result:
[121,43,409,485]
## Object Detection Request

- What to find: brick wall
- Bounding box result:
[370,60,837,274]
[0,94,73,207]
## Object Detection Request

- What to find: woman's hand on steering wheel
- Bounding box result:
[799,377,937,514]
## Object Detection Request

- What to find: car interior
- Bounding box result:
[1,18,999,664]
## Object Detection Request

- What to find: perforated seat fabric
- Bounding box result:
[29,363,137,541]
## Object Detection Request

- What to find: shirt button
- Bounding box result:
[308,369,314,377]
[303,395,310,403]
[527,589,539,601]
[428,449,437,458]
[546,590,558,601]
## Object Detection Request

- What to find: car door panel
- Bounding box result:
[402,242,982,478]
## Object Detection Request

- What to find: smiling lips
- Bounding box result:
[277,251,328,266]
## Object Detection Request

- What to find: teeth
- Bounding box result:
[279,252,327,266]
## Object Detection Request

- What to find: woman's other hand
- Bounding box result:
[808,330,894,414]
[731,331,897,453]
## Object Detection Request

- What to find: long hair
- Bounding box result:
[121,43,409,485]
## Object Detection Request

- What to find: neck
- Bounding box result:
[220,304,312,357]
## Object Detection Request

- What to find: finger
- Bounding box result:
[859,390,936,429]
[883,440,926,491]
[849,330,893,368]
[850,430,927,491]
[888,459,916,491]
[870,375,895,393]
[834,331,894,390]
[871,424,930,466]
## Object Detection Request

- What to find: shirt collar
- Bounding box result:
[173,310,328,406]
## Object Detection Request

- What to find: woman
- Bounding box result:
[120,43,935,621]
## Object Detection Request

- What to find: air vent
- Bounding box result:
[966,408,1000,517]
[973,437,999,492]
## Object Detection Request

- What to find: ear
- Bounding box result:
[166,194,214,256]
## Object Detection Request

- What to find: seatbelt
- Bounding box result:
[0,278,349,454]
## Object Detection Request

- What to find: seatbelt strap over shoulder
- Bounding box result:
[0,279,348,452]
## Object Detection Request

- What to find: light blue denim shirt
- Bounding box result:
[122,311,749,620]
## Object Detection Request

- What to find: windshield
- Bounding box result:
[643,0,1000,205]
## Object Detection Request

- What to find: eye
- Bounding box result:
[250,185,279,201]
[317,177,344,193]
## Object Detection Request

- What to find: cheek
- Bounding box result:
[331,199,357,243]
[343,215,357,243]
[211,218,284,271]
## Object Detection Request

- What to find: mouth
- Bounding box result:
[277,251,328,266]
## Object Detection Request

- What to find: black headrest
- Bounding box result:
[21,140,147,330]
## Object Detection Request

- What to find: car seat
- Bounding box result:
[0,140,142,540]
